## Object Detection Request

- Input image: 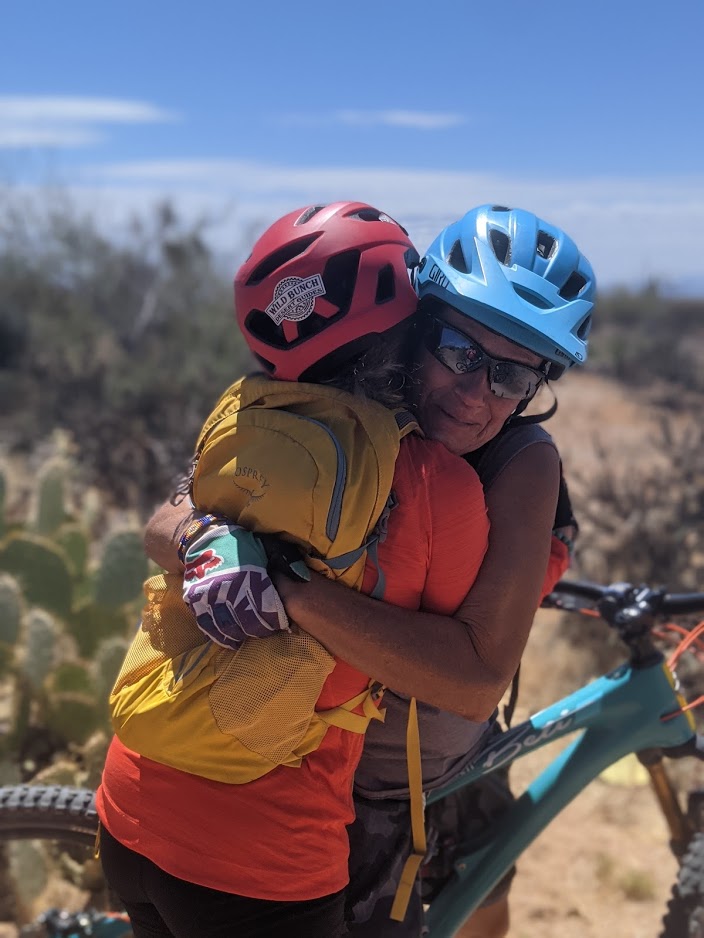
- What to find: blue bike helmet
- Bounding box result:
[415,204,596,379]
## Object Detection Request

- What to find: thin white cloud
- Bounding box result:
[0,96,178,150]
[0,127,103,148]
[11,157,704,288]
[0,96,177,123]
[335,110,466,130]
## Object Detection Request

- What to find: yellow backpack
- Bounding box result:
[109,374,418,784]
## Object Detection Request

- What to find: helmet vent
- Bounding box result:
[375,264,396,304]
[350,207,383,222]
[349,208,409,235]
[447,240,470,273]
[512,285,552,310]
[321,249,360,315]
[489,230,512,266]
[491,205,510,212]
[559,271,588,300]
[295,206,326,226]
[577,315,592,340]
[536,231,556,259]
[246,235,319,285]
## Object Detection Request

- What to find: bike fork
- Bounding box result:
[640,753,693,858]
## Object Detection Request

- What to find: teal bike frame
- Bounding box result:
[423,584,702,937]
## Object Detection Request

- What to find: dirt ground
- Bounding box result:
[505,606,703,938]
[506,372,704,938]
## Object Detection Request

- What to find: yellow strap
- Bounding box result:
[390,696,426,922]
[318,681,386,733]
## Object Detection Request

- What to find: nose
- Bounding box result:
[452,366,492,405]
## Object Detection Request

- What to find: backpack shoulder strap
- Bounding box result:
[390,696,426,922]
[393,408,420,438]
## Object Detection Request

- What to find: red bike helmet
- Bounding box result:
[235,201,420,381]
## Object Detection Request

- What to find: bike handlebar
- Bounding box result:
[544,580,704,617]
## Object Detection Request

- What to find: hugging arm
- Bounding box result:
[275,442,560,722]
[144,499,194,573]
[144,443,559,721]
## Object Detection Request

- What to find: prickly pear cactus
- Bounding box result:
[0,572,23,677]
[92,528,148,608]
[67,597,132,658]
[45,692,102,745]
[20,607,59,691]
[0,466,5,541]
[0,572,22,645]
[0,532,73,619]
[94,634,131,702]
[47,661,95,696]
[55,521,89,579]
[33,458,67,535]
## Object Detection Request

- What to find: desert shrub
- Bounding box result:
[560,417,704,674]
[0,196,253,511]
[589,285,704,399]
[572,418,703,589]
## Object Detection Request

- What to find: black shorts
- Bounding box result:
[99,825,346,938]
[345,771,516,937]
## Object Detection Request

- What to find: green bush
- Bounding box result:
[0,197,253,511]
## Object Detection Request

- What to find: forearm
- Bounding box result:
[277,442,560,721]
[144,499,197,573]
[279,572,503,721]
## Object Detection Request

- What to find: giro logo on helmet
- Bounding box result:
[265,274,326,325]
[428,264,449,290]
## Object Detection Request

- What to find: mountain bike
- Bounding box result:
[2,578,704,936]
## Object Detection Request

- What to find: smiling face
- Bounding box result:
[412,303,546,455]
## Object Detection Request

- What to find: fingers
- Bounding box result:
[185,568,290,649]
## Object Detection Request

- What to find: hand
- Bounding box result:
[183,522,290,649]
[270,567,318,625]
[258,534,311,583]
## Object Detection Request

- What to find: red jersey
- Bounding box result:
[96,435,489,900]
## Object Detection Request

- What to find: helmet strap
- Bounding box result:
[506,382,558,426]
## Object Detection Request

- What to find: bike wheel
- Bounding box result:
[0,784,126,930]
[661,832,704,938]
[0,785,98,846]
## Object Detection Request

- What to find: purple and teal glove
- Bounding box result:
[182,520,308,650]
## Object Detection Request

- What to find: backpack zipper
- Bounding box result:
[292,414,346,541]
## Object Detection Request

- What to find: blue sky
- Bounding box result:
[2,0,703,289]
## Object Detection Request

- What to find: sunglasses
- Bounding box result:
[424,318,547,401]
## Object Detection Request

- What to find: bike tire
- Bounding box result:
[661,832,704,938]
[0,785,99,847]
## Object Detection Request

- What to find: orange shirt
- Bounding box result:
[96,435,489,901]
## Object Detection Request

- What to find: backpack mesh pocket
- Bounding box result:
[209,630,336,764]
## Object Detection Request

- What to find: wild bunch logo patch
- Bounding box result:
[265,274,325,325]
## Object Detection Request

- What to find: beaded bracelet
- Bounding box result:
[177,513,228,565]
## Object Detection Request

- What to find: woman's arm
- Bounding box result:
[144,444,560,720]
[144,500,196,573]
[275,442,560,721]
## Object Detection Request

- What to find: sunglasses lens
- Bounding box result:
[490,362,542,400]
[428,320,543,401]
[435,343,482,374]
